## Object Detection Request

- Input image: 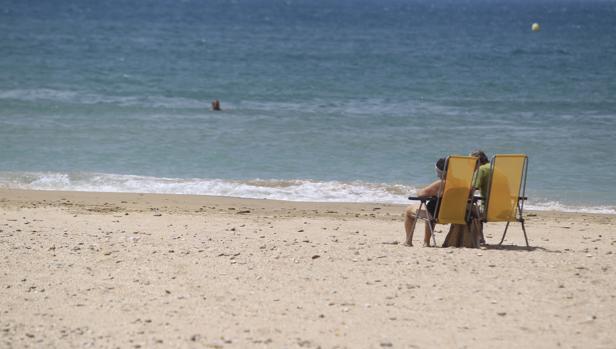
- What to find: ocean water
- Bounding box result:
[1,0,615,213]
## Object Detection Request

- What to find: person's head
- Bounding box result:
[435,157,446,179]
[470,149,489,165]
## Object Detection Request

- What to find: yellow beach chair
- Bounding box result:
[481,154,530,249]
[408,155,479,247]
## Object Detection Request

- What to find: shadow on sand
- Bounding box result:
[482,244,560,253]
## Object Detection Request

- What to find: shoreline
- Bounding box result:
[1,170,614,215]
[1,188,615,347]
[2,188,615,218]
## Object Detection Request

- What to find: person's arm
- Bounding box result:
[417,179,442,198]
[472,171,480,190]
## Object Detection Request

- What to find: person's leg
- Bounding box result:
[405,205,429,246]
[404,205,418,246]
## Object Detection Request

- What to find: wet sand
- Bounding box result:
[1,189,615,348]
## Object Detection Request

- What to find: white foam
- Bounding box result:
[0,171,614,214]
[0,88,472,118]
[525,201,616,215]
[0,171,412,204]
[0,88,210,109]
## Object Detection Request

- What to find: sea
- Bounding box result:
[1,0,615,213]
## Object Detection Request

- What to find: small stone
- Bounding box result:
[381,241,399,245]
[312,255,320,260]
[497,312,507,316]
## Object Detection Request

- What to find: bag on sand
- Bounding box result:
[442,217,482,248]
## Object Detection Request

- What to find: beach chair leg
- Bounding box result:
[498,222,510,246]
[407,201,425,245]
[521,220,530,250]
[408,215,418,242]
[421,202,436,247]
[429,221,437,247]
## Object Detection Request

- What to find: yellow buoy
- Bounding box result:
[532,23,541,32]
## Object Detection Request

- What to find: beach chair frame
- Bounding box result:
[483,154,530,249]
[408,156,479,247]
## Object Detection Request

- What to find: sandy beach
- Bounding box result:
[1,188,615,348]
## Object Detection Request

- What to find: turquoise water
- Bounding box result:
[1,0,615,212]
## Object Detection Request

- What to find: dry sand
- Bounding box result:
[1,188,615,348]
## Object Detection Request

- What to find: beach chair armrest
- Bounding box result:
[408,196,436,202]
[472,196,527,202]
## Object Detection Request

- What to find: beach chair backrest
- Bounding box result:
[436,155,479,225]
[485,154,528,222]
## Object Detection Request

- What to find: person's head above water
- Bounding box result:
[435,157,446,179]
[470,149,489,165]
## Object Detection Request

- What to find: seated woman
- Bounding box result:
[404,158,445,247]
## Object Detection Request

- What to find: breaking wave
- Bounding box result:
[0,171,614,214]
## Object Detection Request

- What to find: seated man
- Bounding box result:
[404,158,445,247]
[470,149,490,201]
[470,149,490,244]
